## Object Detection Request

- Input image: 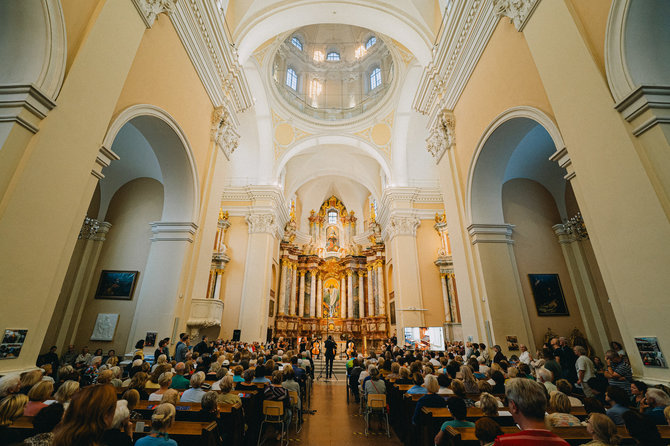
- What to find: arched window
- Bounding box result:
[370,67,382,90]
[366,36,377,49]
[326,52,340,61]
[286,68,298,90]
[291,37,303,51]
[328,210,338,224]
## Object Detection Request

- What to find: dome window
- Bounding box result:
[370,67,382,90]
[286,68,298,90]
[366,36,377,49]
[326,52,340,61]
[291,37,303,50]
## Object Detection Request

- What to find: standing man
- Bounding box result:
[604,350,632,396]
[574,345,595,397]
[324,335,337,379]
[174,333,190,363]
[193,335,209,356]
[557,337,578,383]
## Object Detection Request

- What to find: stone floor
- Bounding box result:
[276,379,404,446]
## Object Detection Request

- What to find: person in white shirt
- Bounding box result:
[477,357,490,376]
[574,345,595,397]
[519,345,532,365]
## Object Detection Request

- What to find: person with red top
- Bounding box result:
[494,378,570,446]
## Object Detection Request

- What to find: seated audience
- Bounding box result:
[95,369,114,385]
[395,366,412,385]
[160,389,179,406]
[169,362,190,390]
[492,345,507,364]
[0,374,21,398]
[490,371,506,395]
[20,370,44,395]
[52,384,117,446]
[412,374,446,425]
[437,373,453,395]
[622,409,664,446]
[450,379,475,407]
[407,373,427,395]
[264,370,290,427]
[100,400,133,446]
[474,417,503,446]
[128,372,150,400]
[210,367,229,391]
[460,365,480,394]
[236,369,256,391]
[536,367,556,393]
[147,364,171,390]
[232,365,244,383]
[281,367,300,410]
[197,391,219,422]
[583,397,607,415]
[181,371,207,403]
[545,391,581,427]
[348,359,363,403]
[24,380,54,416]
[630,380,648,409]
[604,351,632,396]
[53,380,79,410]
[585,412,621,446]
[135,403,177,446]
[556,379,583,407]
[640,388,670,425]
[252,365,270,384]
[364,367,386,396]
[149,372,173,401]
[477,392,501,416]
[217,376,241,405]
[605,385,629,425]
[0,394,29,445]
[438,396,475,440]
[493,378,569,445]
[22,402,64,445]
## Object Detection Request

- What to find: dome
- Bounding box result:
[272,24,394,121]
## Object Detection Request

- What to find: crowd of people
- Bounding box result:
[0,334,668,445]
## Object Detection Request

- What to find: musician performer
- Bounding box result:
[324,335,337,378]
[299,337,307,354]
[311,338,320,360]
[346,340,356,358]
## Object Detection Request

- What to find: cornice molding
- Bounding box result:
[615,86,670,136]
[493,0,540,32]
[170,0,253,113]
[467,223,514,245]
[221,185,290,236]
[413,0,498,117]
[150,221,199,242]
[0,85,57,134]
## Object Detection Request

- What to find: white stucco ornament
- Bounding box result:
[211,106,240,160]
[132,0,177,28]
[493,0,539,31]
[246,213,276,234]
[426,109,455,163]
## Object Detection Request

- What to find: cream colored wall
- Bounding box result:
[502,178,585,349]
[113,17,214,199]
[219,216,249,339]
[61,0,104,74]
[453,21,554,182]
[566,0,611,80]
[74,178,163,353]
[416,220,445,327]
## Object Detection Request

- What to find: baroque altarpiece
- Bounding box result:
[275,196,389,351]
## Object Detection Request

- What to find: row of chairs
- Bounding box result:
[257,383,309,445]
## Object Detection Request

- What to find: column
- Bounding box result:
[377,262,386,316]
[0,0,147,372]
[340,275,347,318]
[347,270,354,318]
[553,224,610,356]
[298,270,306,318]
[446,273,459,323]
[440,273,453,323]
[127,222,198,353]
[309,270,317,317]
[278,259,288,315]
[367,265,374,317]
[236,213,276,342]
[387,215,423,327]
[358,272,365,319]
[316,274,323,319]
[290,263,297,316]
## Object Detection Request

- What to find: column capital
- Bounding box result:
[299,270,306,277]
[131,0,176,28]
[245,213,276,234]
[346,270,353,276]
[150,221,198,242]
[467,223,514,245]
[388,215,420,240]
[426,109,455,164]
[494,0,540,32]
[211,106,239,160]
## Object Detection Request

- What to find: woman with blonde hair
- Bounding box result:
[149,372,173,401]
[0,393,29,444]
[96,369,115,385]
[19,369,43,394]
[52,384,117,446]
[53,379,79,410]
[460,365,479,394]
[24,380,54,416]
[546,391,581,427]
[135,403,177,446]
[217,375,241,405]
[128,371,150,400]
[147,364,172,390]
[585,412,621,445]
[161,389,179,406]
[476,392,501,416]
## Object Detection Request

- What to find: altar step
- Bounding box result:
[314,358,348,376]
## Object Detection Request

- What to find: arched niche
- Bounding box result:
[467,107,566,225]
[0,0,66,99]
[605,0,670,102]
[101,105,200,223]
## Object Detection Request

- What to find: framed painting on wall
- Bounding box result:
[389,301,396,325]
[0,329,28,359]
[528,274,569,316]
[95,270,139,300]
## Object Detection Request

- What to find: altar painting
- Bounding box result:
[326,226,339,252]
[322,277,340,318]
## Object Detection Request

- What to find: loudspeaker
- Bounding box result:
[232,329,241,342]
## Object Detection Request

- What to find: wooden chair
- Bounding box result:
[435,425,461,446]
[257,400,286,446]
[365,393,390,437]
[201,421,222,446]
[288,390,302,433]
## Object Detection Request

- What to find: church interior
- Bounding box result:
[1,0,670,444]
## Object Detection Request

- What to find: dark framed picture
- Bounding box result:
[528,274,569,316]
[389,301,396,325]
[95,270,139,300]
[506,335,519,351]
[635,337,668,368]
[145,332,157,348]
[0,329,28,360]
[268,299,275,317]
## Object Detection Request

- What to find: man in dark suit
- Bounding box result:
[324,335,337,378]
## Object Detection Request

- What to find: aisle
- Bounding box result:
[289,380,404,445]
